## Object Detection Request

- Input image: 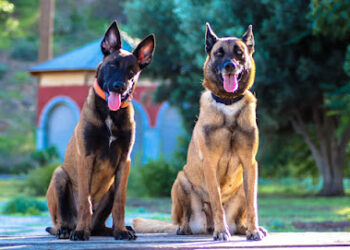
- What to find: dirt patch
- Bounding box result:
[293,221,350,231]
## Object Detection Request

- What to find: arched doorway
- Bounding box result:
[37,96,80,160]
[131,100,150,163]
[47,104,79,159]
[157,103,185,160]
[132,106,144,162]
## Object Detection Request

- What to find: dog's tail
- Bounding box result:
[45,227,56,235]
[132,217,178,233]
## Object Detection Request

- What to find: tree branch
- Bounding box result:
[313,107,330,165]
[290,111,323,170]
[339,123,350,151]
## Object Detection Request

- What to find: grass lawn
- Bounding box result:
[259,195,350,232]
[0,178,349,232]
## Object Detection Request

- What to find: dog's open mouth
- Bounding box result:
[107,92,122,111]
[222,71,242,93]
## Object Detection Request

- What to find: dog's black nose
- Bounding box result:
[111,81,126,92]
[224,61,235,72]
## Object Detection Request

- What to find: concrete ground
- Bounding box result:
[0,211,169,236]
[1,212,350,249]
[1,197,350,249]
[1,232,350,249]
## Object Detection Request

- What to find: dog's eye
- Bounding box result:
[215,49,224,57]
[235,47,243,57]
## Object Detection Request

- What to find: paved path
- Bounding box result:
[0,211,171,236]
[0,215,51,236]
[0,232,350,249]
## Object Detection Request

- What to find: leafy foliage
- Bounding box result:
[10,38,38,61]
[124,0,183,80]
[0,0,39,50]
[128,156,184,197]
[54,0,127,55]
[1,195,47,215]
[0,133,36,174]
[124,0,350,186]
[0,64,8,79]
[19,148,59,195]
[309,0,350,40]
[20,163,58,196]
[138,157,180,197]
[259,134,318,180]
[128,135,188,197]
[30,146,59,167]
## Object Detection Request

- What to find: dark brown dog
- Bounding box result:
[46,21,155,241]
[133,23,267,241]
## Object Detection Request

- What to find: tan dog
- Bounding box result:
[133,23,266,241]
[45,21,155,241]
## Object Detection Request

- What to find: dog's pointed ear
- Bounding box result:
[133,34,155,69]
[205,22,218,54]
[242,25,254,54]
[101,21,122,56]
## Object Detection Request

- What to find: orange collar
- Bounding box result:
[93,79,129,108]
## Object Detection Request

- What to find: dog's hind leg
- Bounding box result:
[171,171,193,235]
[91,185,115,236]
[47,166,77,239]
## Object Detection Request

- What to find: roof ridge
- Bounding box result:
[29,36,133,73]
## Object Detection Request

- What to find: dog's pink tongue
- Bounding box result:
[223,74,238,93]
[108,92,121,111]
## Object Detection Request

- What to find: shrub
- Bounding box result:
[21,163,58,196]
[0,64,8,79]
[1,196,47,215]
[132,156,183,197]
[10,39,38,61]
[11,71,31,85]
[11,160,36,174]
[30,146,59,167]
[139,158,176,197]
[128,134,189,197]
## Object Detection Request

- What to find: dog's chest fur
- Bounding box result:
[201,91,247,146]
[197,91,256,194]
[83,93,135,169]
[81,99,135,204]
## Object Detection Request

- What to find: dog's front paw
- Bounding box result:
[70,229,90,241]
[246,227,267,241]
[113,226,137,240]
[56,227,71,239]
[213,229,231,241]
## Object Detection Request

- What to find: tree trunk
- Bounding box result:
[291,110,349,196]
[319,164,344,196]
[38,0,55,62]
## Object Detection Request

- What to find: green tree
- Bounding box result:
[0,0,39,50]
[54,0,127,55]
[124,0,350,196]
[250,0,350,196]
[124,0,182,78]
